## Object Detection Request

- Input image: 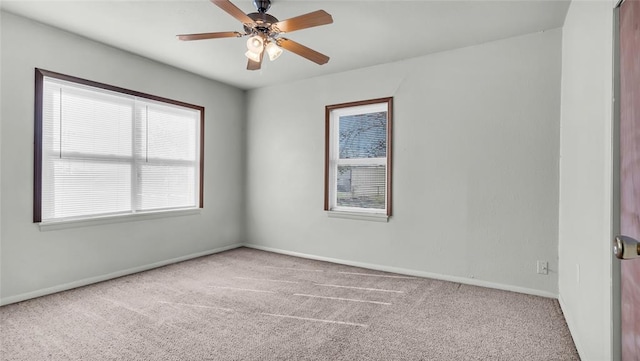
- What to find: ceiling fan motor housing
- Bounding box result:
[244,12,279,36]
[253,0,271,13]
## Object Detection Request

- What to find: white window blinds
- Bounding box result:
[37,71,203,222]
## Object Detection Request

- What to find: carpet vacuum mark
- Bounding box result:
[0,247,580,360]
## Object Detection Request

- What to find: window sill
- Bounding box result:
[326,211,389,223]
[38,208,201,231]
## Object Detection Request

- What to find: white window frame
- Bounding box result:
[34,68,204,227]
[324,97,392,221]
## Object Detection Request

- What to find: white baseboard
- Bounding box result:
[558,295,585,360]
[1,243,558,306]
[242,243,559,299]
[0,243,242,306]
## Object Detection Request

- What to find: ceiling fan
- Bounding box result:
[177,0,333,71]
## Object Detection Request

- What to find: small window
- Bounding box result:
[34,69,204,223]
[324,97,392,218]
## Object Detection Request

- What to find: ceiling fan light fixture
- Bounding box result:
[245,49,262,62]
[265,42,283,61]
[246,35,264,52]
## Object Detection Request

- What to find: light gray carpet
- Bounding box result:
[0,247,579,360]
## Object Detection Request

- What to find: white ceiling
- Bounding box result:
[1,0,570,90]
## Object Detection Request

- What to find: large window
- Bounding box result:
[325,97,392,218]
[34,69,204,223]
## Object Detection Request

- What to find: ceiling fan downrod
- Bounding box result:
[253,0,271,13]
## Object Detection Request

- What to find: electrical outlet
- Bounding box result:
[537,261,548,275]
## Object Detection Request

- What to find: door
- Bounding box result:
[617,0,640,360]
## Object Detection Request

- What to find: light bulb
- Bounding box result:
[265,42,283,61]
[245,50,262,62]
[246,35,264,53]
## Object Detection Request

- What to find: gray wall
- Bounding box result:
[0,9,618,359]
[246,29,562,297]
[558,1,615,360]
[0,12,246,303]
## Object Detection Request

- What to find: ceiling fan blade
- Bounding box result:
[210,0,254,25]
[177,31,242,41]
[247,51,264,71]
[278,38,329,65]
[272,10,333,33]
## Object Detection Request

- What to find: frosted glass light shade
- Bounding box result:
[265,42,283,61]
[245,50,261,62]
[246,35,264,52]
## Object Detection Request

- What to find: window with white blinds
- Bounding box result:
[34,69,203,223]
[325,98,392,217]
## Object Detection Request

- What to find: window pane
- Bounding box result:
[137,101,198,162]
[42,159,131,220]
[336,165,386,209]
[60,87,133,158]
[42,81,61,154]
[339,112,387,159]
[137,164,196,210]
